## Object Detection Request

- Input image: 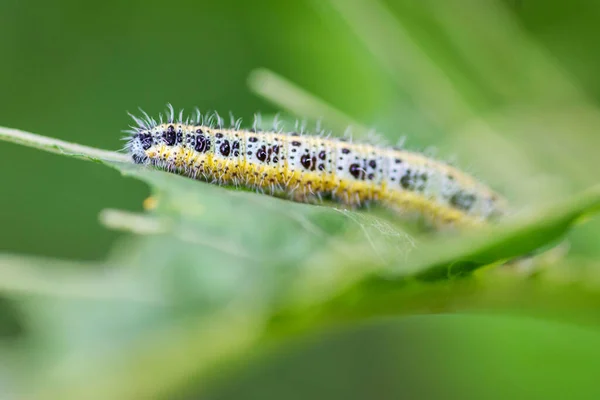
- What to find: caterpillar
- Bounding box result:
[125,105,507,227]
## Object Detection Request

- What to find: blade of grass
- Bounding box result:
[316,0,475,128]
[427,0,581,104]
[248,68,371,137]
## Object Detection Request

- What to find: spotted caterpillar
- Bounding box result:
[126,105,507,227]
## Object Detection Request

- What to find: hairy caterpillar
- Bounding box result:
[126,105,506,227]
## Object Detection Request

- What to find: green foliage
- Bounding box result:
[2,0,600,399]
[0,116,599,399]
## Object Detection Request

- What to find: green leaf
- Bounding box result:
[1,121,599,400]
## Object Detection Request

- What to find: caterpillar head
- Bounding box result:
[128,129,155,164]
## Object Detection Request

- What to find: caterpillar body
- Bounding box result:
[126,106,507,227]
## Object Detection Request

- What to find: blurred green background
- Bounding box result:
[2,0,600,399]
